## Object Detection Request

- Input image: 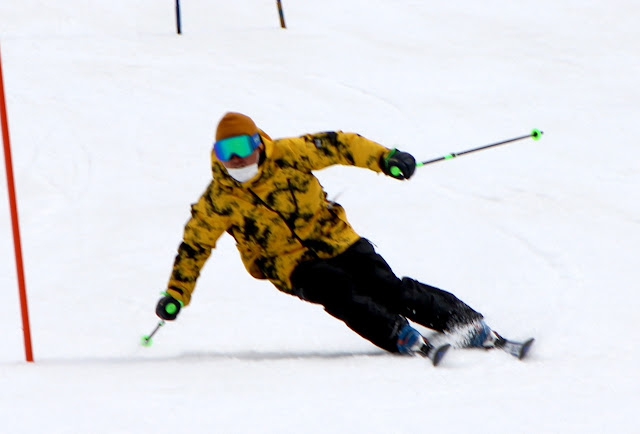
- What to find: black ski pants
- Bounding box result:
[290,238,483,353]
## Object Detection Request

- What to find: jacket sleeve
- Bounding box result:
[276,131,392,173]
[166,189,228,306]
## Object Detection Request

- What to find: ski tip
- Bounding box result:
[431,344,451,367]
[518,338,535,360]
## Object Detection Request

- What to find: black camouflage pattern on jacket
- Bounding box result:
[166,131,391,305]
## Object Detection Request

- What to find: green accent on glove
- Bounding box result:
[385,148,398,161]
[385,149,404,177]
[390,166,403,177]
[165,303,178,315]
[161,291,184,307]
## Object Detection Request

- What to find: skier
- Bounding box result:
[155,112,511,363]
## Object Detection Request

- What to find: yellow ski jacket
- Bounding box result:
[166,131,393,306]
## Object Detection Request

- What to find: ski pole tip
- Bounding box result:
[141,336,153,347]
[531,129,544,141]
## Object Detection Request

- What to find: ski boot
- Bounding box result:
[397,324,450,367]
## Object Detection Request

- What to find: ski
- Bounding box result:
[417,343,451,367]
[494,337,535,360]
[425,328,534,361]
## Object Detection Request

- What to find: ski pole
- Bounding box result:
[141,320,165,347]
[415,129,543,169]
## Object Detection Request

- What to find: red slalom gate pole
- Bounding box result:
[0,43,34,363]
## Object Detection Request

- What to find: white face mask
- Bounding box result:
[226,162,260,183]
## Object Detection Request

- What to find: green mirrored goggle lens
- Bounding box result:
[214,134,261,162]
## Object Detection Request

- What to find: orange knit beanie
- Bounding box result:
[215,112,260,142]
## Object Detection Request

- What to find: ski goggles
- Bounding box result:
[213,133,262,162]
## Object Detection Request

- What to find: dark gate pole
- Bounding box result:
[176,0,182,34]
[276,0,286,29]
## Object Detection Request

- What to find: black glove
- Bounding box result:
[156,293,182,321]
[381,149,416,180]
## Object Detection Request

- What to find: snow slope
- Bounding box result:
[1,1,638,432]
